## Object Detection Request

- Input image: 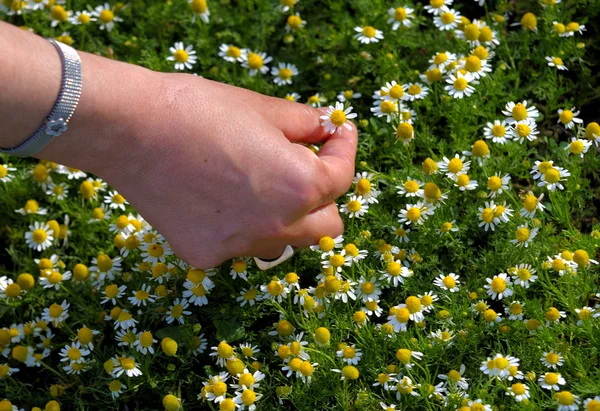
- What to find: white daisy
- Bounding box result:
[433,7,461,30]
[445,71,477,99]
[320,102,357,134]
[387,6,414,30]
[546,56,567,70]
[92,3,123,32]
[502,100,540,124]
[340,195,369,219]
[240,50,273,76]
[354,26,384,44]
[24,222,54,252]
[272,62,299,86]
[167,42,197,71]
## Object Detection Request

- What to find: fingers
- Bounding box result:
[196,77,334,144]
[284,202,344,248]
[313,124,358,204]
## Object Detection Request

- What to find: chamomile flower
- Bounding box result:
[404,83,429,101]
[565,137,592,158]
[397,178,424,198]
[428,51,457,71]
[541,351,564,369]
[557,107,583,129]
[391,226,410,243]
[462,55,492,79]
[310,235,344,258]
[231,368,266,391]
[520,192,545,218]
[486,174,510,198]
[351,172,380,204]
[356,277,382,302]
[59,341,90,364]
[307,93,327,107]
[434,273,460,292]
[438,364,468,390]
[90,253,122,284]
[485,273,513,300]
[237,287,260,307]
[424,0,453,15]
[395,122,415,145]
[380,81,406,102]
[340,195,369,218]
[284,92,301,102]
[503,101,540,124]
[387,6,413,30]
[230,257,251,281]
[39,270,71,290]
[41,300,70,326]
[45,182,69,200]
[438,220,459,234]
[556,391,581,411]
[189,0,209,23]
[393,376,420,400]
[545,307,567,326]
[337,344,362,365]
[505,300,525,320]
[539,372,566,390]
[241,50,272,76]
[285,13,306,31]
[478,201,500,231]
[0,163,16,183]
[128,284,156,307]
[166,298,191,324]
[261,279,288,303]
[92,3,123,32]
[507,382,530,402]
[454,173,478,191]
[322,251,352,273]
[104,190,128,211]
[272,62,299,86]
[398,201,432,225]
[538,166,570,192]
[320,102,357,134]
[15,199,48,215]
[112,356,142,378]
[24,222,54,253]
[218,44,243,63]
[108,380,126,399]
[546,56,568,70]
[354,26,384,44]
[100,284,127,305]
[510,224,539,248]
[166,42,197,71]
[512,120,539,144]
[69,10,96,25]
[510,264,537,288]
[380,260,413,287]
[434,7,461,30]
[438,154,471,180]
[370,99,398,122]
[337,90,362,102]
[575,306,599,326]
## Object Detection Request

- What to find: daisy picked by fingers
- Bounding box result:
[320,102,357,134]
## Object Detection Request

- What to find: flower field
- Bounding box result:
[2,0,600,410]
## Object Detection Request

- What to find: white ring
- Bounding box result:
[253,245,294,270]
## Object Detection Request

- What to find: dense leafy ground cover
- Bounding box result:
[1,0,600,410]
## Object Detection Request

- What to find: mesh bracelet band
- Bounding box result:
[0,39,82,158]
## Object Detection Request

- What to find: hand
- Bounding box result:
[77,73,357,268]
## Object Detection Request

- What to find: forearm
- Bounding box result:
[0,21,159,175]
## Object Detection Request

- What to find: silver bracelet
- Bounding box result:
[0,39,82,158]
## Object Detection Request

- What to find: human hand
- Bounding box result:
[73,72,358,269]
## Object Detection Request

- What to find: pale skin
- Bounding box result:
[0,21,358,268]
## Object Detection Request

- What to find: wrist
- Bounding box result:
[36,51,163,178]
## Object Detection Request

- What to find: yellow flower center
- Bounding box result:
[442,275,456,288]
[447,158,463,174]
[406,296,421,313]
[560,110,573,124]
[247,53,263,70]
[516,123,531,137]
[464,23,480,41]
[483,309,497,322]
[287,15,302,29]
[51,5,68,21]
[408,84,422,96]
[217,341,233,358]
[396,122,413,140]
[361,282,375,294]
[67,347,81,360]
[380,101,397,113]
[318,236,334,252]
[32,229,48,244]
[394,7,407,20]
[488,176,502,191]
[546,307,560,321]
[99,9,114,23]
[406,207,421,221]
[395,307,410,323]
[342,347,356,358]
[544,168,560,184]
[170,304,183,318]
[441,11,454,24]
[226,45,241,58]
[579,308,591,320]
[232,260,247,273]
[362,26,376,38]
[515,227,531,243]
[191,0,207,13]
[278,68,293,80]
[430,0,443,7]
[556,391,575,406]
[266,280,284,296]
[174,50,189,63]
[465,56,482,72]
[48,271,63,284]
[521,13,537,31]
[49,304,63,318]
[77,13,91,24]
[491,277,507,292]
[569,140,584,155]
[510,303,523,314]
[472,140,489,157]
[552,57,564,66]
[545,373,559,385]
[330,110,347,126]
[386,261,402,276]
